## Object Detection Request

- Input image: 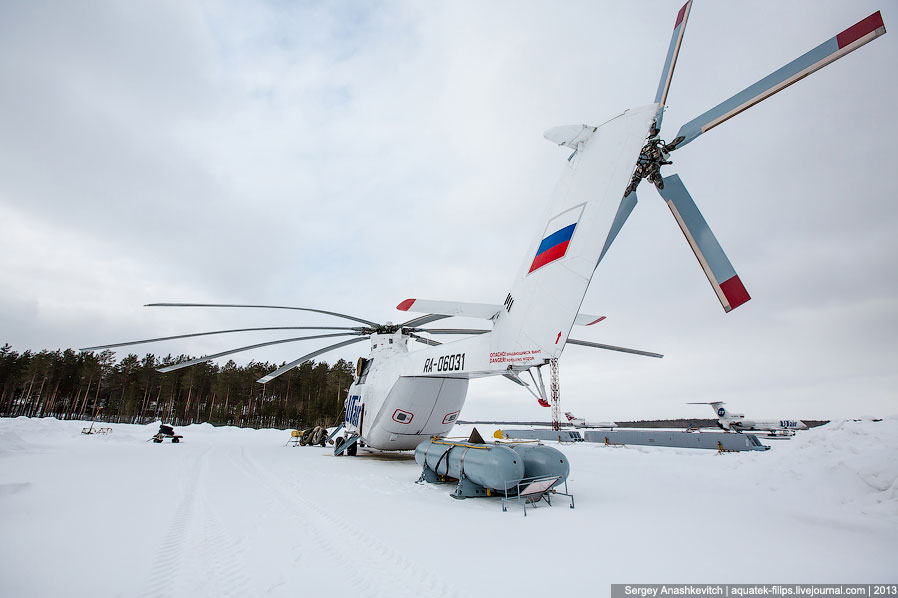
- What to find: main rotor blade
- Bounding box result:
[416,329,490,335]
[257,337,370,384]
[400,313,451,328]
[146,302,381,328]
[80,326,360,351]
[408,333,441,346]
[658,174,750,312]
[567,338,663,359]
[672,11,886,149]
[653,0,693,127]
[156,332,362,373]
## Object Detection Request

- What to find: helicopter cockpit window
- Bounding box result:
[358,358,374,385]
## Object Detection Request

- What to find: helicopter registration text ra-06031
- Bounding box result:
[422,354,465,374]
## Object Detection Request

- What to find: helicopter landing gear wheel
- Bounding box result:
[311,426,326,445]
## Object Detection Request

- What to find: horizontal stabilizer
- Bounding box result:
[658,174,750,312]
[674,11,886,149]
[398,298,606,326]
[396,299,500,320]
[543,124,597,150]
[573,314,606,326]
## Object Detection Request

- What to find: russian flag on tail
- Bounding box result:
[529,205,584,274]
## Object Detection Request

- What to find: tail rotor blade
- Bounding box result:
[599,191,639,266]
[658,174,750,312]
[146,302,381,328]
[257,337,369,384]
[673,11,886,149]
[156,332,362,373]
[654,0,693,128]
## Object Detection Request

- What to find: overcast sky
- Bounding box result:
[1,1,896,422]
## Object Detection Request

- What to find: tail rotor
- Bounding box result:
[621,5,886,312]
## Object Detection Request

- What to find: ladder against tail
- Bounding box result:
[83,4,886,454]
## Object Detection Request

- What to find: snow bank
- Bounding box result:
[1,417,895,597]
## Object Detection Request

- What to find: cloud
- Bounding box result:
[1,0,895,420]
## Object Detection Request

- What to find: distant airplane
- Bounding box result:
[564,412,616,429]
[688,402,808,437]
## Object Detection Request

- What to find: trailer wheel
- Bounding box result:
[299,429,311,446]
[346,440,358,457]
[172,437,179,443]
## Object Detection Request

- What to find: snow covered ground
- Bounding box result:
[1,417,896,597]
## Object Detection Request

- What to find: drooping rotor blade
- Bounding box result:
[156,332,362,373]
[257,337,370,384]
[658,174,750,312]
[146,302,381,328]
[598,191,638,266]
[408,333,441,347]
[80,326,360,351]
[672,11,886,149]
[400,313,451,328]
[567,338,663,359]
[653,0,693,128]
[416,329,490,335]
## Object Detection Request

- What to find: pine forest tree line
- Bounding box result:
[0,343,354,430]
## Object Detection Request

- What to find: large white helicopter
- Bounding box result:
[84,3,886,455]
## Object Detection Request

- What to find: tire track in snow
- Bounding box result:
[234,447,459,598]
[193,492,253,598]
[141,446,209,598]
[223,447,369,594]
[141,446,252,598]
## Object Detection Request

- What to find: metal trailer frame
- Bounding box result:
[501,474,575,517]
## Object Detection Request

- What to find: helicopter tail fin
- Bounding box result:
[489,105,656,358]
